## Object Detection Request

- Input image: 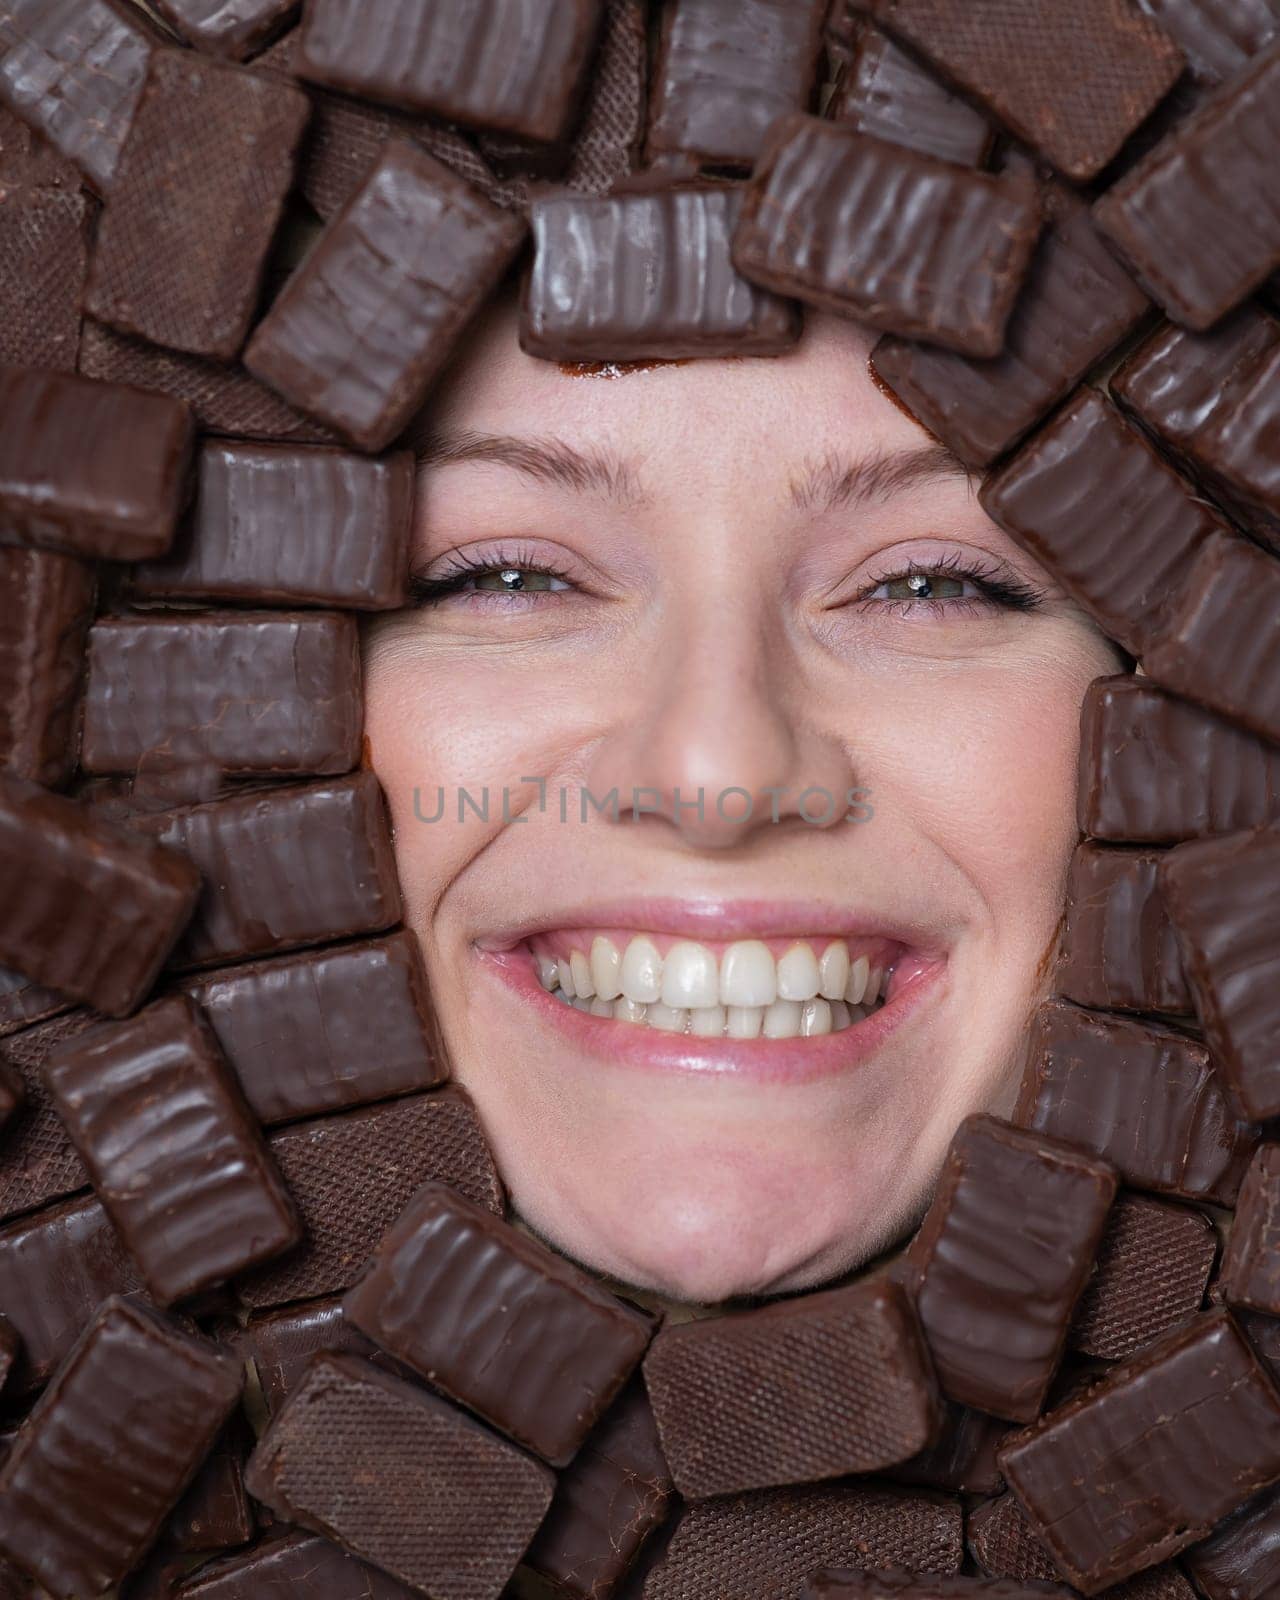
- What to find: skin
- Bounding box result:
[365,300,1122,1306]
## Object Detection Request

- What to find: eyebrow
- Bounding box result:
[789,443,975,513]
[416,429,649,506]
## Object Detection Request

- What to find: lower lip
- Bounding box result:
[475,946,946,1084]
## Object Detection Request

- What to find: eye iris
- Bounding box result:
[474,568,555,592]
[885,572,966,601]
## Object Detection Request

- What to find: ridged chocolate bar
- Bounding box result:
[0,183,92,372]
[0,774,199,1017]
[0,546,94,790]
[238,1087,505,1309]
[1183,1482,1280,1600]
[1160,825,1280,1118]
[1077,674,1280,844]
[1136,0,1279,82]
[176,1531,422,1598]
[230,1296,405,1417]
[1055,843,1191,1014]
[131,442,415,609]
[866,0,1183,180]
[646,0,826,169]
[246,142,526,452]
[150,0,297,59]
[0,0,161,193]
[0,1009,102,1222]
[131,775,399,971]
[1192,342,1280,530]
[1017,999,1257,1207]
[888,1401,1009,1497]
[0,1297,242,1596]
[979,389,1225,659]
[1094,45,1280,329]
[1000,1311,1280,1593]
[734,116,1041,357]
[642,1273,938,1498]
[522,187,801,362]
[914,1116,1116,1422]
[84,49,310,360]
[296,0,603,141]
[1068,1194,1217,1362]
[81,612,363,781]
[245,1352,556,1600]
[872,193,1149,470]
[46,995,300,1303]
[0,366,195,561]
[1221,1145,1280,1311]
[177,932,441,1125]
[832,22,992,165]
[346,1181,652,1466]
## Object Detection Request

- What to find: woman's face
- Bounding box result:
[365,301,1120,1305]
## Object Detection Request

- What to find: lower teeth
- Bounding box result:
[550,988,883,1036]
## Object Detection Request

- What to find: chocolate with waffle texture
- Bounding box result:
[0,547,94,791]
[1221,1146,1280,1312]
[175,1531,422,1598]
[0,183,92,372]
[0,1297,243,1597]
[246,142,526,452]
[734,117,1041,357]
[1055,843,1191,1015]
[1135,0,1280,82]
[522,187,801,362]
[346,1182,652,1466]
[831,21,992,166]
[245,1352,556,1600]
[149,0,297,59]
[0,1009,102,1223]
[965,1492,1061,1585]
[46,995,301,1303]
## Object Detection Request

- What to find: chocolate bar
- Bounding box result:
[46,995,301,1303]
[889,1402,1009,1497]
[0,183,92,371]
[1094,45,1280,329]
[0,546,94,790]
[81,612,363,782]
[913,1116,1116,1422]
[645,0,826,169]
[978,389,1225,659]
[237,1087,505,1310]
[522,187,801,362]
[0,1067,18,1134]
[642,1273,938,1497]
[85,49,309,360]
[1183,1482,1280,1600]
[0,0,161,193]
[295,0,603,141]
[1135,0,1280,83]
[163,1419,255,1555]
[1068,1194,1217,1362]
[149,0,297,59]
[0,101,78,187]
[1077,674,1280,844]
[0,366,194,561]
[832,22,992,166]
[245,1352,556,1600]
[1160,825,1280,1118]
[560,0,647,195]
[130,442,415,610]
[0,774,199,1017]
[803,1575,1067,1600]
[0,1317,17,1393]
[174,1531,421,1598]
[872,192,1149,470]
[999,1310,1280,1592]
[230,1296,402,1417]
[1017,999,1258,1207]
[0,1009,101,1222]
[0,1297,243,1596]
[866,0,1183,180]
[0,965,71,1041]
[346,1181,652,1466]
[1221,1146,1280,1312]
[246,142,526,452]
[177,932,441,1125]
[966,1491,1062,1584]
[1191,343,1280,529]
[1055,843,1191,1015]
[733,117,1042,357]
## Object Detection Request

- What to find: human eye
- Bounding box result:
[407,542,578,608]
[853,552,1046,617]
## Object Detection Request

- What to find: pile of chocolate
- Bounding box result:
[2,0,1280,1596]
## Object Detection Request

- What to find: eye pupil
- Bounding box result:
[907,573,931,598]
[500,568,524,591]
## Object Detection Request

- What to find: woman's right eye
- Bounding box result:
[408,560,575,606]
[470,567,570,593]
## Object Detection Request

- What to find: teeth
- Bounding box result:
[590,997,613,1018]
[726,1004,764,1038]
[762,998,803,1038]
[537,954,559,991]
[845,955,869,1006]
[690,1004,726,1037]
[614,997,648,1024]
[571,995,593,1012]
[590,936,622,1001]
[777,942,820,1001]
[619,936,663,1004]
[800,998,832,1037]
[646,1002,688,1033]
[720,940,777,1008]
[829,999,851,1030]
[570,950,595,999]
[868,965,885,1003]
[558,958,577,999]
[818,942,850,1001]
[661,941,719,1009]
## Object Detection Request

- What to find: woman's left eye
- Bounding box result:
[470,567,570,594]
[870,572,974,602]
[408,561,574,605]
[857,562,1045,614]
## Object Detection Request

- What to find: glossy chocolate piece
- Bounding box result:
[1077,674,1280,845]
[0,1009,102,1222]
[131,442,414,609]
[177,932,441,1125]
[974,1503,1197,1600]
[522,187,801,362]
[646,0,826,169]
[1183,1481,1280,1600]
[246,142,526,452]
[0,547,94,790]
[176,1531,422,1598]
[0,366,194,561]
[238,1087,505,1310]
[979,389,1225,659]
[0,964,72,1041]
[1016,998,1258,1207]
[832,22,992,165]
[150,0,297,59]
[1221,1144,1280,1312]
[733,116,1041,357]
[804,1575,1063,1600]
[296,0,603,141]
[1094,45,1280,329]
[1192,342,1280,529]
[913,1115,1116,1422]
[643,1273,938,1498]
[867,0,1182,180]
[1068,1194,1217,1362]
[163,1418,255,1555]
[0,0,161,193]
[1136,0,1280,82]
[0,774,199,1017]
[346,1182,651,1465]
[1056,843,1191,1015]
[1160,825,1280,1118]
[230,1296,404,1417]
[888,1402,1009,1497]
[245,1352,556,1600]
[872,192,1149,470]
[46,995,300,1303]
[82,612,362,782]
[0,183,92,372]
[1000,1311,1280,1593]
[0,1297,242,1596]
